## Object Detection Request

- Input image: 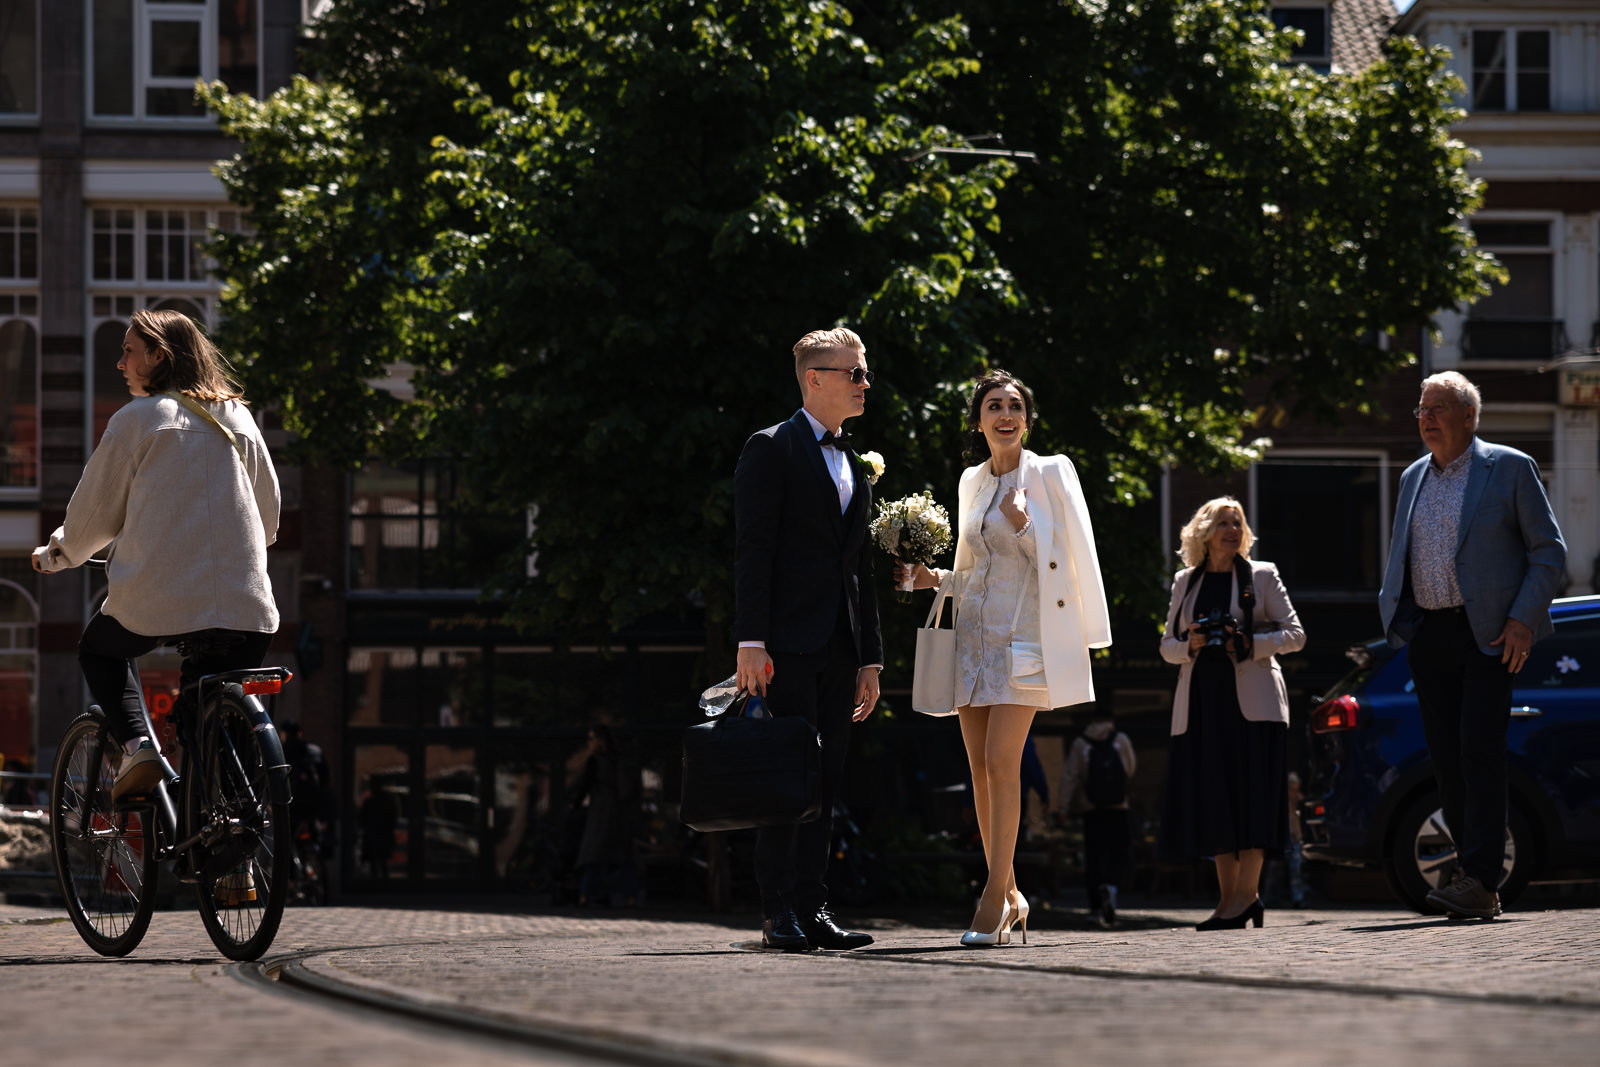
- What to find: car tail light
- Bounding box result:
[1311,694,1361,733]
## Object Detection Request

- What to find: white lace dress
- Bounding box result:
[946,467,1046,710]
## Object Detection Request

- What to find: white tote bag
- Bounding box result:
[911,577,958,716]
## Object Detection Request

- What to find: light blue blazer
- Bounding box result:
[1378,437,1566,654]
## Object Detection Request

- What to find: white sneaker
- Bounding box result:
[111,742,165,802]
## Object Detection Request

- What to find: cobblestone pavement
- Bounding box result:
[5,900,1600,1065]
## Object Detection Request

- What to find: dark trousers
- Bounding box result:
[1083,808,1130,908]
[79,612,273,746]
[1406,609,1513,886]
[754,621,857,918]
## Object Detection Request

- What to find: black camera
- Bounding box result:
[1194,609,1239,649]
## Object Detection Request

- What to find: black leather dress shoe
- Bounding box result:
[798,906,873,950]
[762,908,812,952]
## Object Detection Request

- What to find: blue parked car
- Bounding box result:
[1301,595,1600,912]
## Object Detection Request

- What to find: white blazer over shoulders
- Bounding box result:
[1158,559,1305,736]
[952,450,1112,709]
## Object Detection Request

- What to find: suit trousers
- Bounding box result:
[754,617,858,918]
[1406,608,1513,887]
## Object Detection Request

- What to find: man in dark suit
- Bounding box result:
[734,327,884,951]
[1379,371,1566,919]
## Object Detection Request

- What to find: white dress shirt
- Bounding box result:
[801,407,854,514]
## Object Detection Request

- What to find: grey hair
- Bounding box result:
[1421,371,1481,431]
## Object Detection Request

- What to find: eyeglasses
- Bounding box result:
[1413,403,1456,419]
[814,366,875,386]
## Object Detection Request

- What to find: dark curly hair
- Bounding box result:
[963,369,1037,464]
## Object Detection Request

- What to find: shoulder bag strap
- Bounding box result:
[168,392,246,464]
[1233,555,1256,661]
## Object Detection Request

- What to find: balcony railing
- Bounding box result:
[1462,318,1567,361]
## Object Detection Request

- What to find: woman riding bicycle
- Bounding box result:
[32,309,280,809]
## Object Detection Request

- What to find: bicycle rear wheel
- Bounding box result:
[50,713,158,956]
[188,686,291,960]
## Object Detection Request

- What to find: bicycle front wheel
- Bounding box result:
[50,713,158,956]
[188,686,291,960]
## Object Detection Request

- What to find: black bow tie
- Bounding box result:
[819,431,852,450]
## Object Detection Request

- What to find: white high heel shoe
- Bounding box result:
[960,900,1012,948]
[1006,890,1030,945]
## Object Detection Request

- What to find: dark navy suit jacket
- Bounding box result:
[733,410,883,665]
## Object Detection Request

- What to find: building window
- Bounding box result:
[90,205,237,287]
[1272,5,1330,70]
[88,1,260,122]
[349,461,527,593]
[1465,220,1559,361]
[1252,454,1385,597]
[0,313,37,491]
[1471,29,1551,112]
[0,1,37,118]
[0,205,37,280]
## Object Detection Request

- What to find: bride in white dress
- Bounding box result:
[900,370,1111,947]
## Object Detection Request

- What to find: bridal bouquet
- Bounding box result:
[870,492,953,601]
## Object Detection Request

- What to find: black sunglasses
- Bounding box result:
[814,366,875,385]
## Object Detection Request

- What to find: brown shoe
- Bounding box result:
[1426,871,1501,920]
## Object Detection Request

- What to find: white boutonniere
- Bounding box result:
[860,451,885,485]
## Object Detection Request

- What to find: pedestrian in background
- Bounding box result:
[1378,371,1565,920]
[1158,497,1305,930]
[1057,709,1136,927]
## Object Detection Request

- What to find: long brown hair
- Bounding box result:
[128,308,246,403]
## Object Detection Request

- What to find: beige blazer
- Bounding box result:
[1158,559,1304,735]
[949,450,1112,709]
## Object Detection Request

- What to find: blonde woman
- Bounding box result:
[899,370,1111,947]
[1158,498,1304,930]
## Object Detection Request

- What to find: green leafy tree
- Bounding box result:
[205,0,1497,644]
[207,0,1015,643]
[857,0,1497,610]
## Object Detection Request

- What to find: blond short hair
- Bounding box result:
[1421,371,1481,431]
[793,327,865,397]
[1178,496,1255,569]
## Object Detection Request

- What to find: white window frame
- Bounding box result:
[141,3,212,116]
[1464,211,1563,367]
[87,1,264,124]
[1271,3,1332,69]
[1469,27,1553,113]
[1247,449,1391,594]
[0,0,39,124]
[0,303,40,500]
[87,202,238,290]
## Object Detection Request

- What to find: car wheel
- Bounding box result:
[1384,792,1534,914]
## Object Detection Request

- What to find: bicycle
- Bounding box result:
[49,627,295,961]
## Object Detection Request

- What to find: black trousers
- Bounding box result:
[78,612,274,746]
[1083,808,1130,907]
[1406,609,1514,887]
[754,619,858,918]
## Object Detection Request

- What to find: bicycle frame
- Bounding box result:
[138,666,294,873]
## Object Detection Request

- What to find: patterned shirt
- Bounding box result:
[1408,446,1472,609]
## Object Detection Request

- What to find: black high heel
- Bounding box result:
[1195,899,1264,931]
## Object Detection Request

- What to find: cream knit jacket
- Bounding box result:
[34,394,280,637]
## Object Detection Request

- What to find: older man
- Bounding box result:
[1378,371,1566,919]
